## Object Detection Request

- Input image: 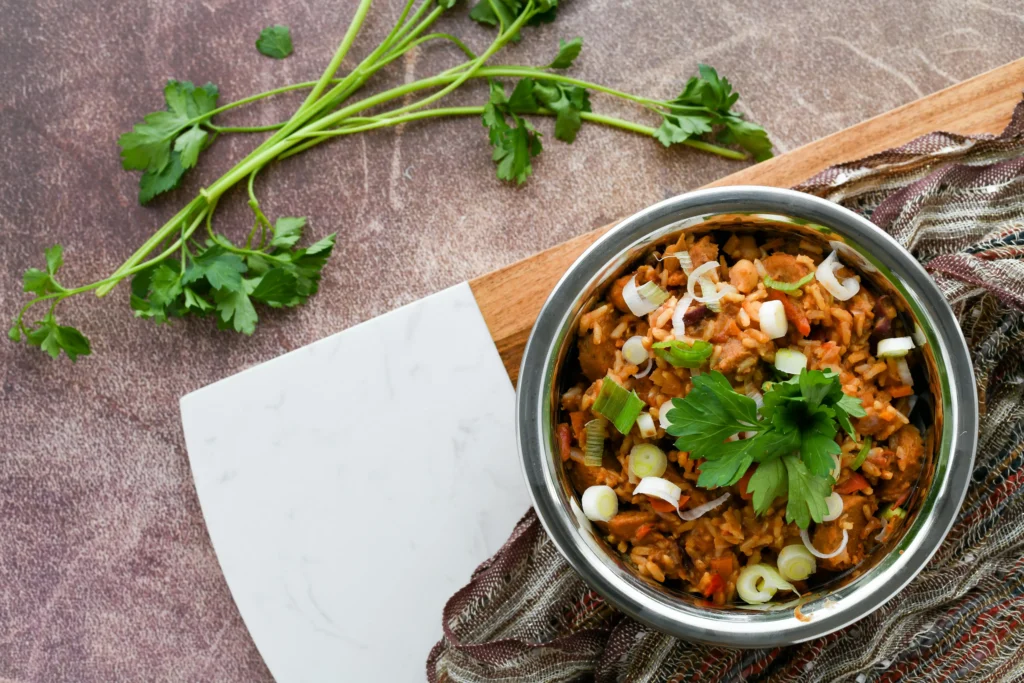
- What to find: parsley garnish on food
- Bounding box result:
[256,25,294,59]
[10,0,774,359]
[666,369,866,528]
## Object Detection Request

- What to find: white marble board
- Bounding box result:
[180,283,532,682]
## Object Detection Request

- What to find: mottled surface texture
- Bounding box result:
[0,0,1021,680]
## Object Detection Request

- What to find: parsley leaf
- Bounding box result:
[173,126,209,169]
[45,244,63,275]
[24,314,91,361]
[697,449,753,489]
[183,246,247,291]
[669,368,863,528]
[23,268,58,296]
[533,81,590,143]
[119,80,220,204]
[655,64,773,161]
[256,25,293,59]
[549,37,582,69]
[666,371,759,455]
[747,458,788,514]
[469,0,559,37]
[214,288,258,334]
[270,216,307,249]
[250,268,301,308]
[783,454,832,528]
[482,80,543,184]
[22,244,66,296]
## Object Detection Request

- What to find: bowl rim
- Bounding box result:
[515,185,978,647]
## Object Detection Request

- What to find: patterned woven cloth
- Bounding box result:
[427,99,1024,683]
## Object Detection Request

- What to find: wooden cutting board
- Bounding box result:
[470,58,1024,383]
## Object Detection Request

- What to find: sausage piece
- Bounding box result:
[878,424,925,503]
[577,331,616,382]
[608,510,658,541]
[813,494,877,571]
[761,253,810,283]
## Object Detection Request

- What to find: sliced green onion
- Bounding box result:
[629,443,667,479]
[636,281,670,306]
[581,485,618,522]
[758,299,788,339]
[877,336,915,358]
[736,564,796,605]
[823,492,844,521]
[636,412,657,439]
[592,377,644,435]
[675,250,693,274]
[777,544,816,582]
[764,272,814,292]
[652,339,713,369]
[622,335,649,365]
[912,322,928,346]
[851,437,872,470]
[583,418,607,467]
[774,348,808,374]
[881,505,906,521]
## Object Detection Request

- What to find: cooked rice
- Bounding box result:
[560,230,929,605]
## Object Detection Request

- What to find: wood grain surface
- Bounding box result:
[470,58,1024,383]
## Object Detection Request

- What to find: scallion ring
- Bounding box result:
[815,250,860,301]
[629,443,667,479]
[777,544,817,582]
[622,335,649,365]
[736,564,796,605]
[581,485,618,522]
[622,276,660,317]
[822,492,844,522]
[774,348,808,374]
[877,336,915,358]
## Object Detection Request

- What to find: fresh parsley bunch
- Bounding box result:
[666,369,866,528]
[10,0,773,361]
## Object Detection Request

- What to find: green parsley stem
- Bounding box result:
[297,0,374,111]
[95,0,743,303]
[207,123,284,133]
[282,107,747,161]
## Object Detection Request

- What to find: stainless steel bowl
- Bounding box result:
[516,186,977,647]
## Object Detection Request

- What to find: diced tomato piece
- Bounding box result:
[635,523,655,540]
[769,289,811,337]
[557,423,572,462]
[835,471,871,495]
[649,495,690,513]
[889,385,914,398]
[649,498,677,513]
[702,573,725,598]
[710,556,733,577]
[738,465,757,501]
[569,411,586,444]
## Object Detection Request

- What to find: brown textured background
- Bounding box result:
[1,1,1022,680]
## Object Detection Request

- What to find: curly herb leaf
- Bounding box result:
[670,369,863,528]
[655,64,772,161]
[548,37,582,69]
[482,80,544,184]
[256,25,294,59]
[118,80,219,204]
